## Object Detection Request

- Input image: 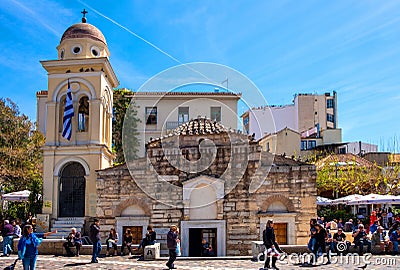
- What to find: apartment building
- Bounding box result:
[133,91,241,157]
[242,91,341,155]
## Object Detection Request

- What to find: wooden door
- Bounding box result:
[274,223,287,244]
[123,226,143,244]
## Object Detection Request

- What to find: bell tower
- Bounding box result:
[37,11,118,219]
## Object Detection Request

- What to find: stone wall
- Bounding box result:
[96,123,317,256]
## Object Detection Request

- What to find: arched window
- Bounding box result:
[59,95,66,132]
[78,96,89,132]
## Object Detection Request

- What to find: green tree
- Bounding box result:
[112,89,140,164]
[315,154,383,198]
[0,98,44,217]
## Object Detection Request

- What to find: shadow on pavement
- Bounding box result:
[63,262,92,267]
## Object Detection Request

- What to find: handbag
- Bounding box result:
[176,242,181,256]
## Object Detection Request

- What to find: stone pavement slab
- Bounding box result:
[0,254,399,269]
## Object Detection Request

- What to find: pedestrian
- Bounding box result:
[307,219,317,252]
[332,228,351,253]
[372,226,392,254]
[388,208,394,228]
[312,223,330,265]
[12,219,22,238]
[352,224,371,255]
[344,219,354,232]
[201,238,214,256]
[2,220,14,256]
[135,225,156,253]
[17,224,57,270]
[166,225,179,270]
[63,227,82,256]
[390,227,400,255]
[106,227,118,256]
[262,219,282,270]
[121,228,133,256]
[89,218,101,263]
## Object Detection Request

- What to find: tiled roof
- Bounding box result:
[172,117,228,136]
[61,23,107,45]
[147,117,235,144]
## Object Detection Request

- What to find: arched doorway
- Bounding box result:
[59,162,86,217]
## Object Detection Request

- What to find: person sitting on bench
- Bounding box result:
[63,227,82,256]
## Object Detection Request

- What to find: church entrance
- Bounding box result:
[59,162,86,217]
[189,228,217,257]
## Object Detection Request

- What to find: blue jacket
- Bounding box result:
[17,233,44,259]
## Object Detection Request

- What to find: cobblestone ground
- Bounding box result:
[0,254,399,269]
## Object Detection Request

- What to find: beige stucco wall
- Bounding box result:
[134,94,240,157]
[39,43,117,219]
[321,128,342,144]
[259,128,300,157]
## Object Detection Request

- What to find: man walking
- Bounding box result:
[2,220,14,256]
[90,218,101,263]
[166,225,179,269]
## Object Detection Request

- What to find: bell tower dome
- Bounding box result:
[57,12,110,60]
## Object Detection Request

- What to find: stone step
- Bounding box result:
[51,227,82,233]
[56,217,85,221]
[53,222,84,227]
[54,219,85,224]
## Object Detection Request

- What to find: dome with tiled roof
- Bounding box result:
[147,117,231,144]
[172,117,228,136]
[61,23,107,45]
[57,16,109,60]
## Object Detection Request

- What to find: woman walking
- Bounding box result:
[262,220,282,270]
[17,224,57,270]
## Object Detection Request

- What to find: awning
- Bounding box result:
[347,193,400,205]
[330,194,364,205]
[317,196,333,206]
[2,190,31,202]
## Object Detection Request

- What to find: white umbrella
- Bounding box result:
[317,196,333,206]
[2,190,31,202]
[331,194,364,205]
[347,194,400,205]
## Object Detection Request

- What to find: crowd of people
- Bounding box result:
[0,215,57,270]
[308,208,400,260]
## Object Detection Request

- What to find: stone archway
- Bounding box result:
[260,194,295,212]
[114,197,152,217]
[114,198,152,246]
[259,195,297,245]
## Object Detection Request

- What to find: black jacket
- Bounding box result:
[89,223,100,243]
[263,227,276,248]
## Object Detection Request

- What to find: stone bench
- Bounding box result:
[144,243,160,260]
[11,238,139,256]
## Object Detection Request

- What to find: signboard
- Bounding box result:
[36,214,50,233]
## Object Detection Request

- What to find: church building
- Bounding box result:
[36,13,317,255]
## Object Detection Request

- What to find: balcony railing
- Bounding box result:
[165,121,186,130]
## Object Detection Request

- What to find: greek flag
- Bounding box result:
[62,79,74,140]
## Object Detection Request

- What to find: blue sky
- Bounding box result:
[1,0,400,152]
